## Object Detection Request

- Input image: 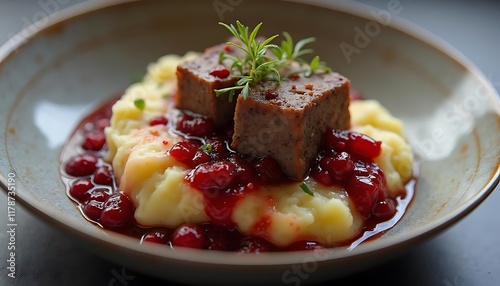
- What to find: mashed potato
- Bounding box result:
[105,55,413,247]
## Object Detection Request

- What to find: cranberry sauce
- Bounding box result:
[60,96,417,252]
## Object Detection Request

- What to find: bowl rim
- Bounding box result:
[1,0,499,266]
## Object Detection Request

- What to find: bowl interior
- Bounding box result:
[1,0,499,284]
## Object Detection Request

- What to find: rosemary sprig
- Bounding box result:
[214,21,331,101]
[215,21,281,101]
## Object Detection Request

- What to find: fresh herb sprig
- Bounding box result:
[214,21,331,101]
[215,21,281,101]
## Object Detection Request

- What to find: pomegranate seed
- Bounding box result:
[189,160,236,190]
[99,193,134,228]
[348,132,381,159]
[176,114,214,137]
[69,178,94,203]
[265,90,278,100]
[65,154,98,177]
[169,140,201,167]
[93,166,113,186]
[172,223,206,249]
[373,199,396,220]
[289,74,300,80]
[223,45,232,52]
[238,237,273,253]
[286,241,325,251]
[149,115,168,126]
[82,131,106,151]
[203,224,232,251]
[346,176,380,217]
[254,157,285,184]
[209,67,230,79]
[141,229,171,245]
[88,188,110,203]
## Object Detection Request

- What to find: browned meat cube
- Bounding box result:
[231,72,350,180]
[175,43,238,126]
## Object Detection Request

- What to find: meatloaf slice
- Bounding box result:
[231,72,350,180]
[175,43,239,127]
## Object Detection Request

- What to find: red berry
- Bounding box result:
[348,132,381,159]
[169,140,201,167]
[373,199,396,220]
[69,178,94,202]
[82,131,106,151]
[265,90,278,100]
[189,161,236,190]
[99,193,134,228]
[311,170,332,186]
[176,114,214,137]
[141,229,171,245]
[286,241,325,251]
[229,154,254,186]
[149,115,168,126]
[238,237,273,253]
[203,224,232,251]
[192,150,211,166]
[83,200,104,221]
[346,176,380,217]
[209,67,230,79]
[254,157,285,184]
[172,223,206,249]
[65,154,98,177]
[93,166,113,186]
[205,138,230,161]
[88,188,110,203]
[324,129,349,151]
[329,152,354,181]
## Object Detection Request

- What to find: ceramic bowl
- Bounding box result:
[1,0,499,285]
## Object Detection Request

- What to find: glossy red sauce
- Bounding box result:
[60,95,417,252]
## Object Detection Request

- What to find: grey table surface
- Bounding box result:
[1,0,499,285]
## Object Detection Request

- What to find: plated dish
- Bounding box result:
[60,21,416,252]
[1,0,499,284]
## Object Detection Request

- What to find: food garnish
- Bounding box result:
[215,21,330,101]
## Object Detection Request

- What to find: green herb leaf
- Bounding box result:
[299,182,314,196]
[134,98,145,110]
[200,143,212,154]
[214,21,331,101]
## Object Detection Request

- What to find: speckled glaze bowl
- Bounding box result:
[1,0,499,285]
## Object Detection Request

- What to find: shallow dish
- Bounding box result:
[1,0,499,285]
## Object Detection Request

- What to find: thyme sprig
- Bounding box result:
[214,21,331,101]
